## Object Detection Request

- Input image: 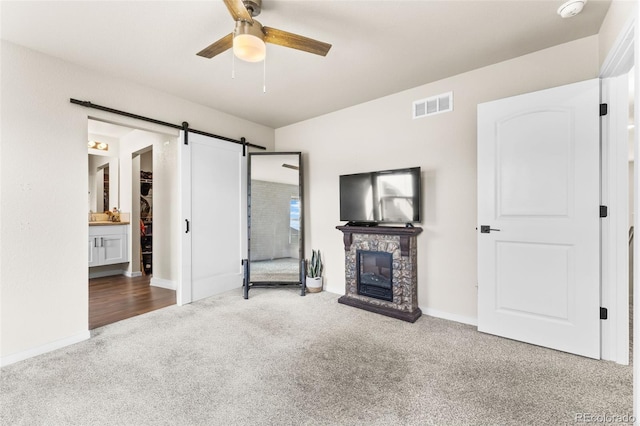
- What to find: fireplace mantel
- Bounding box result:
[336,225,423,256]
[336,225,423,322]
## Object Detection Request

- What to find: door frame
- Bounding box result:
[599,14,635,366]
[600,74,631,366]
[599,9,638,418]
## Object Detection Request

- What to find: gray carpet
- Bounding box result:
[0,288,633,425]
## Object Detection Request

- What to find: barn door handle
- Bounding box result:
[185,219,190,234]
[480,225,501,233]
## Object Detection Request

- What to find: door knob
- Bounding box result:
[480,225,501,233]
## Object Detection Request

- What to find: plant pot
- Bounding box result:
[306,276,323,293]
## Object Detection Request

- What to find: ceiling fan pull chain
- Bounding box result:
[232,50,236,79]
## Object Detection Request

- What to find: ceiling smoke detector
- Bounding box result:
[557,0,587,18]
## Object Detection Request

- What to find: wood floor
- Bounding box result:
[89,275,176,329]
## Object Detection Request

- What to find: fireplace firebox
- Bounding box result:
[357,250,393,301]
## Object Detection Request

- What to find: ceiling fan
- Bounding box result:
[197,0,332,63]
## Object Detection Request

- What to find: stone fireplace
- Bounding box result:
[336,225,423,322]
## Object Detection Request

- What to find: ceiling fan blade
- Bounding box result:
[263,26,331,57]
[223,0,253,24]
[196,33,233,58]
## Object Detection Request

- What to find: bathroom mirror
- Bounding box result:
[88,153,119,213]
[244,152,304,298]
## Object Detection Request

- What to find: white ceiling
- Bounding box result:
[1,0,612,129]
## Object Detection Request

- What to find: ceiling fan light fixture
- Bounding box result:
[233,34,266,62]
[196,0,332,62]
[233,21,266,62]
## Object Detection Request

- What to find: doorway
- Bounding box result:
[135,148,154,276]
[87,118,177,328]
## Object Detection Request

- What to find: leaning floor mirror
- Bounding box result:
[243,152,305,299]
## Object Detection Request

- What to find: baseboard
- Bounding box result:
[89,269,127,279]
[421,307,478,326]
[1,331,90,368]
[124,271,143,278]
[151,277,177,290]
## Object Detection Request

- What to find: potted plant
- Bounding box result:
[306,249,323,293]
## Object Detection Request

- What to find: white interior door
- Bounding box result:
[179,131,247,305]
[477,79,601,359]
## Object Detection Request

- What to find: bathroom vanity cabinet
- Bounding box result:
[88,224,129,267]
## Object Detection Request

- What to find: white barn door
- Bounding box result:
[477,79,600,359]
[179,131,247,305]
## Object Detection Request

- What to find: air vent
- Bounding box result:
[413,91,453,119]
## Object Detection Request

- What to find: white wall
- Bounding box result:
[599,0,637,68]
[132,154,141,275]
[276,36,600,324]
[120,131,158,276]
[119,129,179,284]
[0,40,275,363]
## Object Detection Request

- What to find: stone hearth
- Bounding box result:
[336,225,423,322]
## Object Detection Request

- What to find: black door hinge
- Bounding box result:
[600,307,608,320]
[600,205,608,218]
[600,103,608,116]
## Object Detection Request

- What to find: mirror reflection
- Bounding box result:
[249,153,302,283]
[89,153,119,213]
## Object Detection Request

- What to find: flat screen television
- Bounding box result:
[339,167,421,225]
